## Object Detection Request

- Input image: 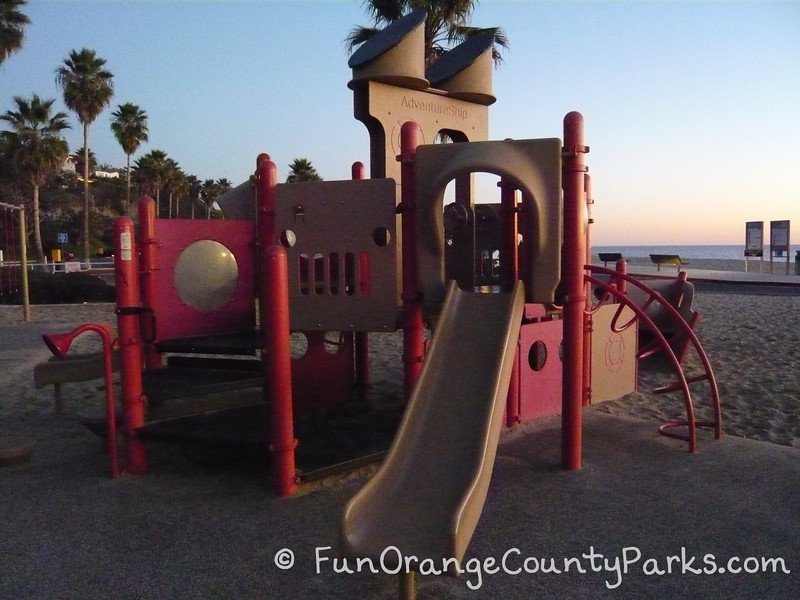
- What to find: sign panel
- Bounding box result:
[57,232,68,244]
[770,220,790,253]
[744,221,763,257]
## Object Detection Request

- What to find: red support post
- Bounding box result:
[499,177,521,424]
[137,196,161,369]
[399,122,424,400]
[615,258,628,295]
[561,112,589,470]
[254,154,296,495]
[256,156,278,247]
[582,174,592,407]
[113,217,148,474]
[352,161,370,399]
[261,245,297,496]
[499,178,519,290]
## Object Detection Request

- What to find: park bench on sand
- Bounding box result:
[597,252,623,267]
[650,253,690,271]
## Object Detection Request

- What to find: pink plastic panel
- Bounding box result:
[516,318,563,422]
[149,219,256,341]
[291,331,355,409]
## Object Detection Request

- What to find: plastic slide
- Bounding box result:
[341,281,525,571]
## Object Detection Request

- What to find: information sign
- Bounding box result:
[744,222,763,257]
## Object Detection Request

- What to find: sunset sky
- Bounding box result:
[2,1,798,245]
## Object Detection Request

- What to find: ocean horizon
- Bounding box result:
[592,244,800,261]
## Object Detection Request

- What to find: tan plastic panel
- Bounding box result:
[341,281,525,570]
[353,80,489,185]
[414,138,563,307]
[274,178,398,332]
[590,303,638,403]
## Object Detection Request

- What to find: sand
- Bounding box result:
[595,291,800,448]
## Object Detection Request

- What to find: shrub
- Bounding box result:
[0,268,114,304]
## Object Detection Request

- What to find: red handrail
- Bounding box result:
[585,266,722,451]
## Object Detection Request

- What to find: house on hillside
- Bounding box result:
[62,155,77,173]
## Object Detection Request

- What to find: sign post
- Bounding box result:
[769,220,790,275]
[744,221,764,273]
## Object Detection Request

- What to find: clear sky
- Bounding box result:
[1,0,798,245]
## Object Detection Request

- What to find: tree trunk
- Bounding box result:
[32,184,46,264]
[125,153,131,213]
[82,124,90,262]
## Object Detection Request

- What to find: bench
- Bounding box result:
[650,254,690,271]
[597,252,623,267]
[34,351,120,413]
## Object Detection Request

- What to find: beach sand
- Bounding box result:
[596,290,800,448]
[0,289,798,598]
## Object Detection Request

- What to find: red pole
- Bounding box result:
[261,245,297,496]
[499,177,521,424]
[561,112,589,470]
[400,122,424,400]
[615,258,627,295]
[499,178,519,290]
[137,196,160,369]
[114,217,148,474]
[352,161,370,399]
[582,173,592,407]
[256,156,278,247]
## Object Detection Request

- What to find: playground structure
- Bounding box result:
[41,4,722,491]
[39,9,722,596]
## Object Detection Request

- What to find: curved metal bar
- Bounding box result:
[584,273,697,452]
[609,299,639,333]
[586,265,722,443]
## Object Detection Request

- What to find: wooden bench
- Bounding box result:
[650,254,690,271]
[597,252,623,267]
[34,351,120,413]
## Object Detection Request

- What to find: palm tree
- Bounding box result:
[133,149,169,216]
[55,48,114,260]
[163,158,182,218]
[186,174,201,218]
[171,170,190,218]
[345,1,508,68]
[0,0,29,64]
[110,103,149,212]
[72,145,96,177]
[286,158,322,183]
[0,95,70,264]
[199,178,232,219]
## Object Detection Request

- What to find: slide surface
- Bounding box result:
[341,281,525,569]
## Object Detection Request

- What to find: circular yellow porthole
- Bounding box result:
[174,240,239,311]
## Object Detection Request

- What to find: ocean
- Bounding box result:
[592,245,800,261]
